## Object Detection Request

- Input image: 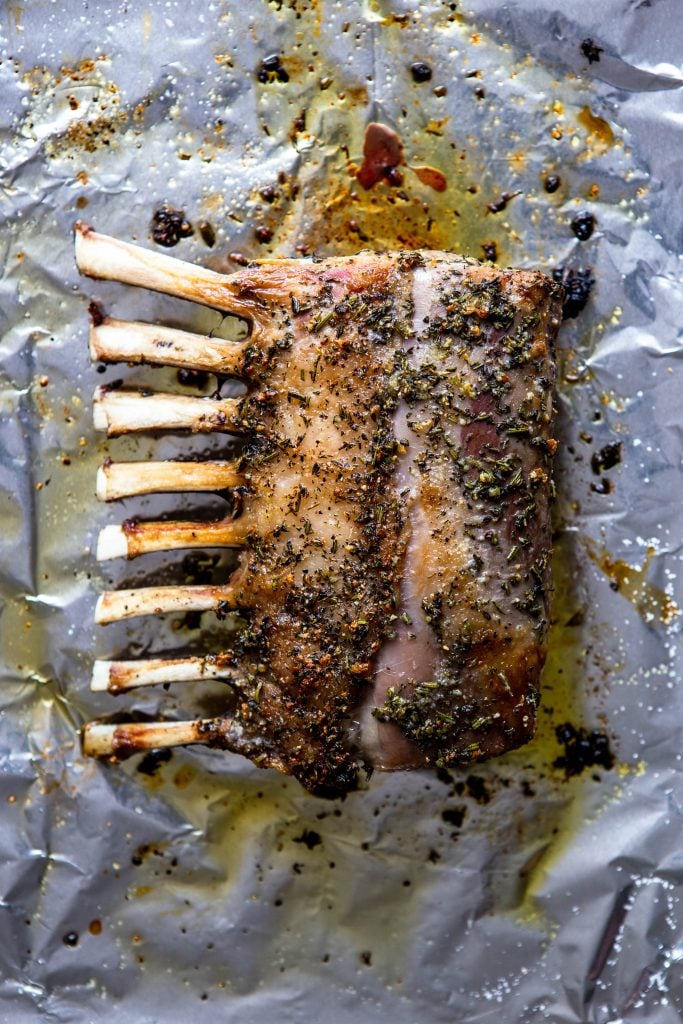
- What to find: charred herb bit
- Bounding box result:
[571,211,596,242]
[553,723,614,777]
[151,205,194,247]
[487,191,521,214]
[410,61,433,83]
[87,300,105,326]
[465,775,491,805]
[177,367,210,389]
[136,748,173,776]
[441,806,466,828]
[370,428,404,471]
[580,38,603,64]
[255,224,274,244]
[293,829,322,850]
[311,308,335,333]
[591,441,622,474]
[552,266,595,320]
[257,53,289,83]
[372,679,492,766]
[259,184,279,204]
[198,220,216,247]
[481,241,498,262]
[421,592,443,633]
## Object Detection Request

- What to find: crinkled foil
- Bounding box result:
[1,1,682,1021]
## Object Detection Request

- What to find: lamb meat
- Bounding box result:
[75,224,562,796]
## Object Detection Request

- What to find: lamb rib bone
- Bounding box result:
[95,584,240,624]
[93,387,243,436]
[97,518,245,560]
[90,316,249,375]
[91,654,235,693]
[96,460,242,501]
[76,223,562,796]
[82,717,287,775]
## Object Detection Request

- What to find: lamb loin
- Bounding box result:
[76,224,562,796]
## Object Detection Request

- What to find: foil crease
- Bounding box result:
[0,1,682,1021]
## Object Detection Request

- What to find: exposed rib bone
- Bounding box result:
[97,460,242,501]
[97,518,246,560]
[91,317,249,375]
[75,222,264,322]
[83,719,215,757]
[92,655,235,693]
[93,387,242,436]
[95,584,239,623]
[82,716,287,772]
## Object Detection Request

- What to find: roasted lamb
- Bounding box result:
[75,224,562,796]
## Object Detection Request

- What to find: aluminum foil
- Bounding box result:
[1,1,682,1021]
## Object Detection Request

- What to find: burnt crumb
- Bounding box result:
[410,61,433,83]
[136,748,173,776]
[591,441,622,475]
[554,723,615,777]
[435,766,453,786]
[474,86,486,99]
[359,950,373,966]
[571,211,596,241]
[465,775,491,804]
[198,220,216,247]
[481,241,498,262]
[520,779,535,797]
[62,932,79,947]
[259,184,279,204]
[177,367,211,390]
[293,829,322,850]
[229,251,250,267]
[290,110,306,141]
[441,805,467,828]
[151,206,194,247]
[552,266,595,319]
[87,300,105,326]
[487,191,520,214]
[581,38,604,64]
[544,174,561,193]
[590,478,613,495]
[255,224,274,243]
[257,54,289,84]
[427,848,441,863]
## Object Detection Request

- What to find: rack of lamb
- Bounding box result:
[75,223,561,796]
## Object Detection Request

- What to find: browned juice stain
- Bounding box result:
[269,118,512,263]
[577,105,615,150]
[173,763,198,789]
[587,541,680,626]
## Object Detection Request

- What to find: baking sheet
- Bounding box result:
[1,1,682,1021]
